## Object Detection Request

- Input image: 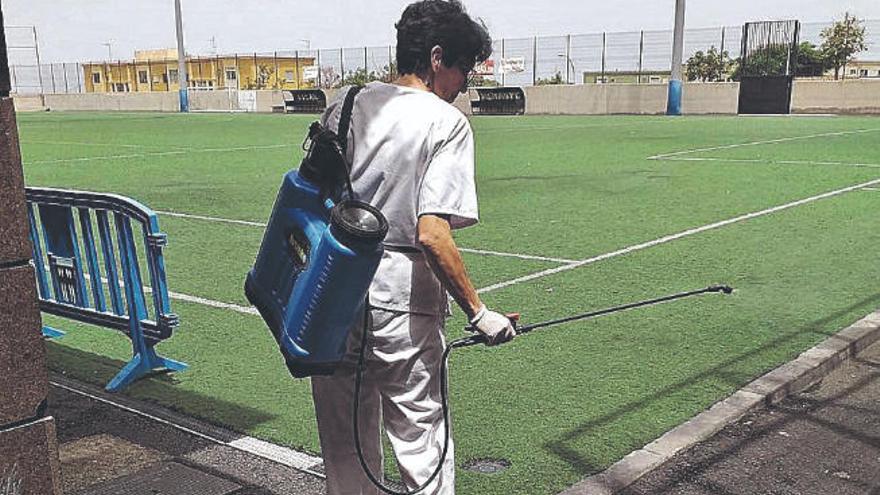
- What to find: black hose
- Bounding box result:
[353,303,456,495]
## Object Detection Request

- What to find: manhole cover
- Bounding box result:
[462,458,511,474]
[77,461,240,495]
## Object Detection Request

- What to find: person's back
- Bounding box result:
[322,81,478,316]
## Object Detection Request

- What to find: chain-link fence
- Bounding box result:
[10,19,879,95]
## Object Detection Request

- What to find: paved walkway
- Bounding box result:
[622,336,880,495]
[50,378,325,495]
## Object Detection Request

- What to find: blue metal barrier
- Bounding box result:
[25,187,187,392]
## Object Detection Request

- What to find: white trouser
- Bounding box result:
[311,307,455,495]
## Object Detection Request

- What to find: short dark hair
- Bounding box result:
[395,0,492,76]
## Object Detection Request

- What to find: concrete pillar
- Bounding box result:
[0,13,63,492]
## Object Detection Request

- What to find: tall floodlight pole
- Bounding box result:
[666,0,685,115]
[174,0,189,112]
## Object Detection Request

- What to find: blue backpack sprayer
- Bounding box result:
[245,86,388,378]
[245,87,735,494]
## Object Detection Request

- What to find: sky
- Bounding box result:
[4,0,880,63]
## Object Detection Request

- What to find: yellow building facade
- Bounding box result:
[83,48,317,93]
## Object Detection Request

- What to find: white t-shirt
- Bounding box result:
[321,81,479,315]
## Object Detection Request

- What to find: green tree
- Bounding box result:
[820,12,867,80]
[536,72,564,85]
[685,46,731,82]
[732,44,790,79]
[469,75,500,87]
[245,64,275,90]
[795,42,828,77]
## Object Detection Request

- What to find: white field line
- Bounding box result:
[652,156,880,169]
[155,209,578,264]
[49,380,326,477]
[648,128,880,160]
[476,118,676,135]
[477,176,880,294]
[25,143,294,165]
[862,187,880,192]
[168,290,259,316]
[159,210,267,227]
[78,270,261,318]
[21,140,168,149]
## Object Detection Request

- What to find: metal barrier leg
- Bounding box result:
[105,342,188,392]
[41,326,65,339]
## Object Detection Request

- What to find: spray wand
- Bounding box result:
[453,284,734,348]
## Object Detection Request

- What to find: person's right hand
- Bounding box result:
[470,305,516,346]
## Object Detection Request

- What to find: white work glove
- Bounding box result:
[470,305,516,346]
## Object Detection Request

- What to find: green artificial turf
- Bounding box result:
[19,111,880,494]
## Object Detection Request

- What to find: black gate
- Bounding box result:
[737,20,799,115]
[738,76,793,114]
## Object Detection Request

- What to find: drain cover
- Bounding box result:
[78,461,240,495]
[462,458,511,474]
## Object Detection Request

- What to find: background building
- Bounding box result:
[82,48,316,93]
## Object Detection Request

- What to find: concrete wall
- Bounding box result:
[12,95,44,112]
[189,90,240,112]
[22,81,880,115]
[523,84,668,115]
[792,80,880,114]
[44,92,178,112]
[682,82,740,114]
[255,90,284,112]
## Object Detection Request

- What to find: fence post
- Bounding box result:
[638,30,644,84]
[501,38,505,86]
[234,53,240,90]
[10,64,16,93]
[273,51,279,89]
[388,45,393,82]
[62,63,69,93]
[33,27,45,104]
[253,52,258,89]
[720,26,726,78]
[317,49,322,88]
[49,63,56,93]
[601,32,606,82]
[147,59,153,91]
[295,50,300,89]
[532,36,537,86]
[363,46,368,76]
[340,47,345,84]
[565,34,571,84]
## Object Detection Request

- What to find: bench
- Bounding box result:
[470,87,526,115]
[280,89,327,113]
[25,187,186,392]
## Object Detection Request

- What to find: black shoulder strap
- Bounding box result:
[337,86,363,154]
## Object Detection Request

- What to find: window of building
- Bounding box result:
[92,72,101,84]
[860,69,869,77]
[168,69,179,84]
[225,69,237,81]
[285,70,295,82]
[649,76,661,83]
[138,70,148,84]
[849,69,857,75]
